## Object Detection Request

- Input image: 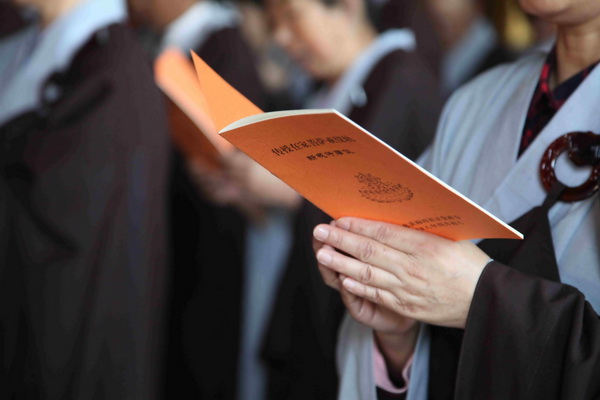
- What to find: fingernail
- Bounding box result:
[317,250,333,265]
[336,219,350,231]
[314,226,330,241]
[342,277,356,290]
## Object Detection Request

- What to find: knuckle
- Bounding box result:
[372,287,383,303]
[392,296,416,315]
[410,234,428,251]
[413,237,440,258]
[359,264,374,284]
[392,295,405,311]
[373,224,392,243]
[404,257,425,280]
[358,240,377,262]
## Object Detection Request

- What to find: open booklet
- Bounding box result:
[157,48,522,241]
[154,49,242,169]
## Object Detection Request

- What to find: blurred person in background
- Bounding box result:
[424,0,555,95]
[179,0,443,398]
[249,0,445,398]
[376,0,444,84]
[138,0,442,398]
[424,0,519,94]
[0,0,169,398]
[126,0,270,399]
[236,0,315,111]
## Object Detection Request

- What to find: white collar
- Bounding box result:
[159,1,238,54]
[0,0,126,126]
[308,29,416,114]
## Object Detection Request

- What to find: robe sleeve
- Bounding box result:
[456,261,600,399]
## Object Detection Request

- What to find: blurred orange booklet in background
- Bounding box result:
[163,49,522,241]
[154,48,244,169]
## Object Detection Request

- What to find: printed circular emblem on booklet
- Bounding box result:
[355,172,413,203]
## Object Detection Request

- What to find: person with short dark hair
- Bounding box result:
[126,1,269,399]
[259,0,444,398]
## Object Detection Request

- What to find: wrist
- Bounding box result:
[374,323,420,381]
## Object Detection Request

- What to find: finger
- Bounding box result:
[339,281,376,323]
[335,217,447,254]
[318,263,341,290]
[314,240,340,290]
[339,285,365,318]
[313,224,407,271]
[221,149,245,166]
[312,237,323,254]
[187,159,207,174]
[312,237,334,258]
[318,269,340,291]
[341,276,421,318]
[315,246,399,293]
[339,284,357,305]
[224,152,250,180]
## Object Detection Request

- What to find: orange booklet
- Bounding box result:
[184,50,522,241]
[154,48,244,168]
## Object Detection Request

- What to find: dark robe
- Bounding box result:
[427,184,600,400]
[0,2,26,38]
[263,49,443,400]
[0,24,169,399]
[164,25,267,400]
[378,2,444,81]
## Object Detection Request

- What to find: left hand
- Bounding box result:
[187,159,242,206]
[224,151,301,209]
[186,158,266,222]
[313,217,491,328]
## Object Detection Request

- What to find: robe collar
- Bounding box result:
[307,29,416,114]
[0,0,126,126]
[159,1,239,55]
[519,47,600,155]
[465,51,600,224]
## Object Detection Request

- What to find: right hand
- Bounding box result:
[313,221,418,334]
[314,229,419,372]
[313,224,419,336]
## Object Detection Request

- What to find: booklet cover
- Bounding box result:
[154,48,238,168]
[169,50,523,241]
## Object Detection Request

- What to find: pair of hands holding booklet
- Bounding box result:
[312,216,492,373]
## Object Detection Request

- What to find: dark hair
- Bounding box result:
[243,0,383,28]
[319,0,382,28]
